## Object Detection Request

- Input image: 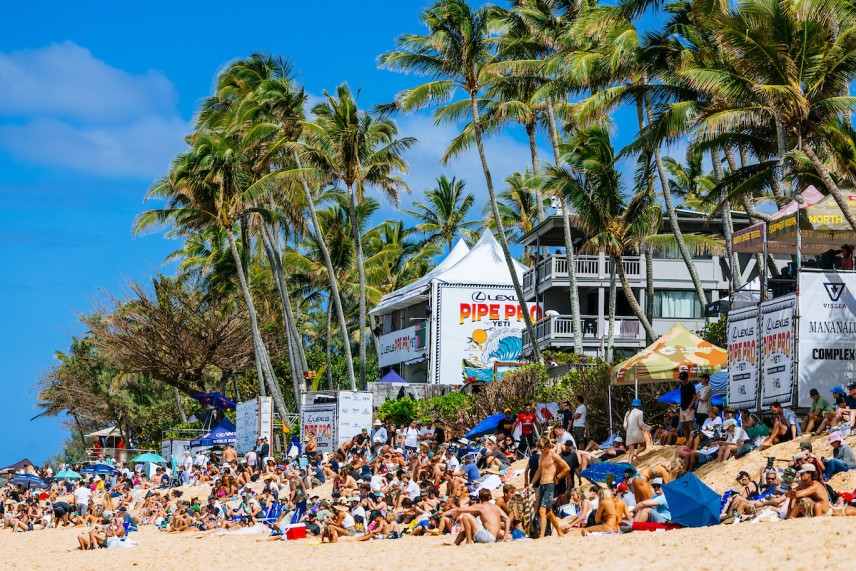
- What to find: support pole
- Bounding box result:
[608,385,614,434]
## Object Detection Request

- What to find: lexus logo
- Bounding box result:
[824,282,846,302]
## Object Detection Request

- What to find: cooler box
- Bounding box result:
[631,521,682,532]
[285,523,306,540]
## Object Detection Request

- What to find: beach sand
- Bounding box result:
[7,433,856,570]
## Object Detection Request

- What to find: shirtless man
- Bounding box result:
[442,489,511,544]
[531,437,570,538]
[222,445,238,463]
[786,464,831,518]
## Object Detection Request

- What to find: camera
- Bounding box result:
[765,457,775,470]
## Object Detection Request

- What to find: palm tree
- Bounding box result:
[482,170,545,249]
[300,84,415,388]
[402,175,480,251]
[379,0,543,363]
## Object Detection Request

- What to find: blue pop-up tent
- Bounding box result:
[465,413,506,439]
[658,370,728,407]
[191,419,236,447]
[662,473,721,527]
[378,371,408,383]
[192,392,236,410]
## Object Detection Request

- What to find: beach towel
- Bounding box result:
[580,462,635,484]
[475,474,502,493]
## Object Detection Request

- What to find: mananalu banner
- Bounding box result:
[301,404,336,455]
[431,283,541,384]
[727,306,759,411]
[798,272,856,407]
[760,294,795,407]
[337,391,373,447]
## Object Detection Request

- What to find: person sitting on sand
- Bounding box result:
[654,408,681,446]
[629,478,671,523]
[758,402,801,450]
[581,487,626,535]
[322,503,357,542]
[812,397,851,436]
[713,418,751,463]
[442,488,511,544]
[690,407,722,451]
[561,487,594,530]
[803,388,834,435]
[819,432,855,480]
[785,464,831,518]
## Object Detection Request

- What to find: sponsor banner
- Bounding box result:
[431,283,541,385]
[760,294,795,407]
[798,272,856,407]
[235,397,272,455]
[301,405,337,455]
[727,306,759,411]
[378,322,428,367]
[337,391,373,447]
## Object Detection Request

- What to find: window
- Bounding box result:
[652,291,707,319]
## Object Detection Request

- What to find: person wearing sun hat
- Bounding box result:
[623,398,651,464]
[715,418,752,463]
[821,432,855,480]
[785,463,832,518]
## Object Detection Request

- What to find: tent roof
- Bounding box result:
[191,418,236,447]
[768,186,856,245]
[0,458,35,475]
[732,187,831,254]
[370,239,470,316]
[611,323,727,385]
[433,230,527,284]
[378,370,408,383]
[85,426,122,438]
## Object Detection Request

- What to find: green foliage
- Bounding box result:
[163,421,203,440]
[377,396,417,425]
[414,391,473,424]
[696,319,726,348]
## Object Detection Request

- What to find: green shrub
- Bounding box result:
[377,396,417,425]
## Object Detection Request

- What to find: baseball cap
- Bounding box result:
[651,478,664,486]
[831,385,846,394]
[797,464,816,474]
[504,408,512,413]
[722,418,737,429]
[799,440,813,450]
[793,452,808,461]
[809,388,819,396]
[782,468,797,483]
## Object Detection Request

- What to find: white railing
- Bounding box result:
[522,314,642,351]
[523,254,642,295]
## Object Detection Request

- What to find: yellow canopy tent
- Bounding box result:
[610,323,727,386]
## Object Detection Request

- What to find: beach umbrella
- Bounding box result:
[9,474,48,489]
[132,453,167,464]
[55,469,82,480]
[580,462,635,484]
[465,413,506,439]
[79,463,118,475]
[662,473,720,528]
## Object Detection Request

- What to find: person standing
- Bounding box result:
[402,420,420,454]
[497,409,515,440]
[257,437,270,471]
[623,399,652,465]
[561,402,574,431]
[678,371,697,442]
[517,404,537,455]
[695,374,712,427]
[572,395,587,445]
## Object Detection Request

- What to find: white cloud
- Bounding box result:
[0,42,188,179]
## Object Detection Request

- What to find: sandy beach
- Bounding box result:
[3,516,852,571]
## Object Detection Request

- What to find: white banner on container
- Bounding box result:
[235,397,272,455]
[301,405,336,455]
[378,323,428,367]
[798,272,856,407]
[727,306,759,411]
[431,283,540,385]
[760,294,795,407]
[337,391,373,447]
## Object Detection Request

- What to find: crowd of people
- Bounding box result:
[3,377,856,548]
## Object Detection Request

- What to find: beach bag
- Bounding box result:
[746,424,770,439]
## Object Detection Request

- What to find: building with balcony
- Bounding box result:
[519,209,765,357]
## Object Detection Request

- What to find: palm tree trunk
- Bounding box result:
[802,142,856,231]
[346,182,368,389]
[174,387,187,423]
[293,150,356,389]
[469,93,543,364]
[774,114,790,196]
[712,147,742,290]
[225,229,289,419]
[644,243,654,338]
[525,122,545,223]
[326,301,334,390]
[615,254,657,341]
[73,414,86,448]
[546,97,583,355]
[607,262,616,362]
[254,355,266,397]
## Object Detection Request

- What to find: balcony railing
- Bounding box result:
[522,254,642,295]
[522,314,642,352]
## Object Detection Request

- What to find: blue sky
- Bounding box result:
[0,1,650,466]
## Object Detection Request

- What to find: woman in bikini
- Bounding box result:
[582,488,620,535]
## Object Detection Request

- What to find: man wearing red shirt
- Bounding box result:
[517,404,537,455]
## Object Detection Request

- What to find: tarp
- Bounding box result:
[768,190,856,245]
[661,473,721,527]
[192,392,236,410]
[378,370,408,383]
[611,323,727,385]
[191,419,237,447]
[658,370,727,406]
[85,426,122,438]
[79,463,118,475]
[465,413,506,439]
[732,186,830,254]
[0,458,35,475]
[580,462,635,483]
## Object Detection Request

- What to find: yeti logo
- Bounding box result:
[824,282,846,302]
